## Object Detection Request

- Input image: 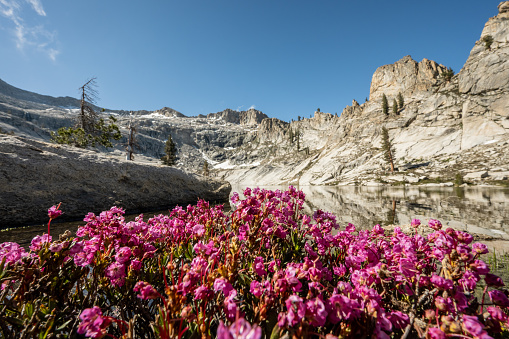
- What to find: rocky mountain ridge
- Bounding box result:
[1,2,508,187]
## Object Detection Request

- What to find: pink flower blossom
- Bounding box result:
[253,256,267,277]
[428,219,442,231]
[427,327,446,339]
[29,234,52,252]
[133,281,159,300]
[485,273,504,287]
[472,242,489,254]
[489,290,509,307]
[48,204,63,220]
[410,219,420,228]
[77,306,112,338]
[217,318,261,339]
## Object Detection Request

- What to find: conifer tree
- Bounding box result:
[392,99,398,115]
[161,134,177,166]
[382,94,389,115]
[397,92,404,109]
[381,127,395,173]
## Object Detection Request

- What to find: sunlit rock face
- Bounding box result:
[369,55,446,102]
[0,2,508,187]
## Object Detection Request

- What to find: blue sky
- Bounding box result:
[0,1,501,121]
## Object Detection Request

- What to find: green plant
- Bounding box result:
[382,94,389,115]
[440,67,455,82]
[397,92,404,109]
[161,134,177,166]
[381,127,395,172]
[482,35,494,50]
[392,98,398,115]
[51,116,121,148]
[454,173,464,186]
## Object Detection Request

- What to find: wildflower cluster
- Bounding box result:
[0,187,508,338]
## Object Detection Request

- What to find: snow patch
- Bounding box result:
[213,160,260,169]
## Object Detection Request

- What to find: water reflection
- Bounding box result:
[231,185,509,241]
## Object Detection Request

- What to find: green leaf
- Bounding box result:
[56,318,73,331]
[269,323,281,339]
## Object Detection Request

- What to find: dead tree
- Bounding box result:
[78,78,99,133]
[126,112,137,161]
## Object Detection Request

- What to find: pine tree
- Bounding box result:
[392,99,398,115]
[161,134,177,166]
[381,127,395,172]
[397,92,404,109]
[382,94,389,115]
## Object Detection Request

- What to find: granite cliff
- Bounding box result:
[1,2,508,190]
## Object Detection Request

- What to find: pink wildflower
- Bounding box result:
[489,290,509,307]
[133,281,159,300]
[428,219,442,231]
[411,219,420,228]
[217,318,261,339]
[48,204,63,220]
[29,234,52,252]
[77,306,112,338]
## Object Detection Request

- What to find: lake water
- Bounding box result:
[231,185,509,252]
[2,185,509,252]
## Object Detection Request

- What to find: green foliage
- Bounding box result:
[50,116,121,148]
[382,94,388,115]
[454,173,464,186]
[397,92,404,109]
[392,99,398,115]
[161,134,177,166]
[440,67,455,82]
[316,108,320,112]
[381,127,395,172]
[482,35,494,50]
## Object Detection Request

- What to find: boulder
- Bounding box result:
[464,171,490,180]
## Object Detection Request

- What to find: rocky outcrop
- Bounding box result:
[153,107,186,118]
[369,56,447,101]
[207,108,268,126]
[0,135,231,227]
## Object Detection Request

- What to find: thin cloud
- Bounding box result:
[0,0,59,60]
[248,105,256,110]
[26,0,45,16]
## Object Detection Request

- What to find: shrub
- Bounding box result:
[0,188,508,338]
[441,67,455,82]
[50,116,121,148]
[482,35,494,50]
[454,173,465,186]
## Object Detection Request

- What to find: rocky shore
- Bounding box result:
[0,135,231,228]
